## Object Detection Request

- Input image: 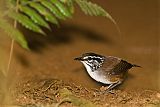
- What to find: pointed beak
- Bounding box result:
[74,57,84,61]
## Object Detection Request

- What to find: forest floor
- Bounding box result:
[10,77,160,107]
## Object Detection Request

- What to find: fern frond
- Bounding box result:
[29,2,58,25]
[60,0,74,14]
[40,1,66,20]
[8,11,45,35]
[75,0,116,25]
[19,5,50,29]
[50,0,72,18]
[1,0,120,50]
[0,17,28,49]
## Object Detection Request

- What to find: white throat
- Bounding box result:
[81,61,112,84]
[81,61,92,72]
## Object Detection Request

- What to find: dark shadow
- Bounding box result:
[20,23,112,53]
[15,53,30,67]
[112,73,135,90]
[127,73,135,79]
[16,23,112,67]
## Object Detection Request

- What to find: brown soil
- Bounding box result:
[12,78,160,107]
[0,0,159,107]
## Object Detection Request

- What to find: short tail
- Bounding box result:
[132,64,141,67]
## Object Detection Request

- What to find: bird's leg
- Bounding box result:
[106,81,122,93]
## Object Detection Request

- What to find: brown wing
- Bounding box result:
[101,56,133,75]
[100,57,133,83]
[101,56,121,72]
[111,60,133,75]
[99,56,122,83]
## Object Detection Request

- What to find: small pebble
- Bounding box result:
[156,93,160,99]
[100,86,107,91]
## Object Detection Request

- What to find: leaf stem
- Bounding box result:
[7,0,19,73]
[7,39,14,73]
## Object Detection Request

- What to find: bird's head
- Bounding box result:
[74,53,105,71]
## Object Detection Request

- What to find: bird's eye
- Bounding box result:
[88,57,92,60]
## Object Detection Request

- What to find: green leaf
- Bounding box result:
[75,0,116,25]
[8,11,45,35]
[19,5,50,29]
[66,0,75,14]
[0,18,28,49]
[29,2,58,25]
[58,0,75,14]
[50,0,72,18]
[40,1,66,20]
[60,0,67,3]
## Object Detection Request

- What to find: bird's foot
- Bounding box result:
[105,89,116,94]
[99,86,116,94]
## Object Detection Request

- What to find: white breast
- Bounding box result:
[81,62,114,84]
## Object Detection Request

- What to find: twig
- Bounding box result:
[7,39,14,73]
[7,0,19,74]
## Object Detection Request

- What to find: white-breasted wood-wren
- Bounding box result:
[74,53,141,91]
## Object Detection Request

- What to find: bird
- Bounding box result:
[74,52,141,91]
